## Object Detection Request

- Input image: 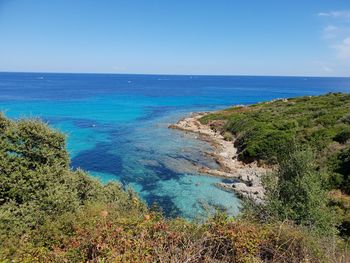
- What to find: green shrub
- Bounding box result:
[0,114,147,259]
[334,129,350,144]
[223,131,233,141]
[334,148,350,194]
[263,147,338,235]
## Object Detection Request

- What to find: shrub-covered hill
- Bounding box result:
[200,93,350,192]
[0,113,347,262]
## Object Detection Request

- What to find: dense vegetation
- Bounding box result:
[201,93,350,193]
[251,146,337,235]
[201,92,350,241]
[1,93,349,262]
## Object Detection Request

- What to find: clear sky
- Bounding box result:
[0,0,350,76]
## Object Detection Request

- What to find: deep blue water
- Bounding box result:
[1,72,350,219]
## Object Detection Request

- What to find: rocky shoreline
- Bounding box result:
[169,112,268,203]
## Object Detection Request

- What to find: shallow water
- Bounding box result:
[1,73,350,219]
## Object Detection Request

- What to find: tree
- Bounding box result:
[0,113,145,239]
[243,144,339,235]
[263,146,338,235]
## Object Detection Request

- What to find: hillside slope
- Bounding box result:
[200,93,350,192]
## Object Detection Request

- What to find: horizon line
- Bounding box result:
[1,70,350,78]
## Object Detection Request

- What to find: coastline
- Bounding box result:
[169,112,268,203]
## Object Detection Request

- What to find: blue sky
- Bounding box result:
[0,0,350,76]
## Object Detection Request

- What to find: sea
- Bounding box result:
[1,72,350,219]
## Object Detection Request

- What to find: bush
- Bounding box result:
[223,131,233,141]
[262,147,338,235]
[334,148,350,194]
[334,129,350,144]
[0,114,147,259]
[234,124,295,164]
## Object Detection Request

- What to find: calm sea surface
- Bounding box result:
[1,72,350,219]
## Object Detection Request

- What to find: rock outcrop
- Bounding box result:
[169,112,268,203]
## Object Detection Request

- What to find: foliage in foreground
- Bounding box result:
[7,211,342,263]
[244,146,338,237]
[0,113,348,262]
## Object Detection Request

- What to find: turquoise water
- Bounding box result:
[1,73,350,219]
